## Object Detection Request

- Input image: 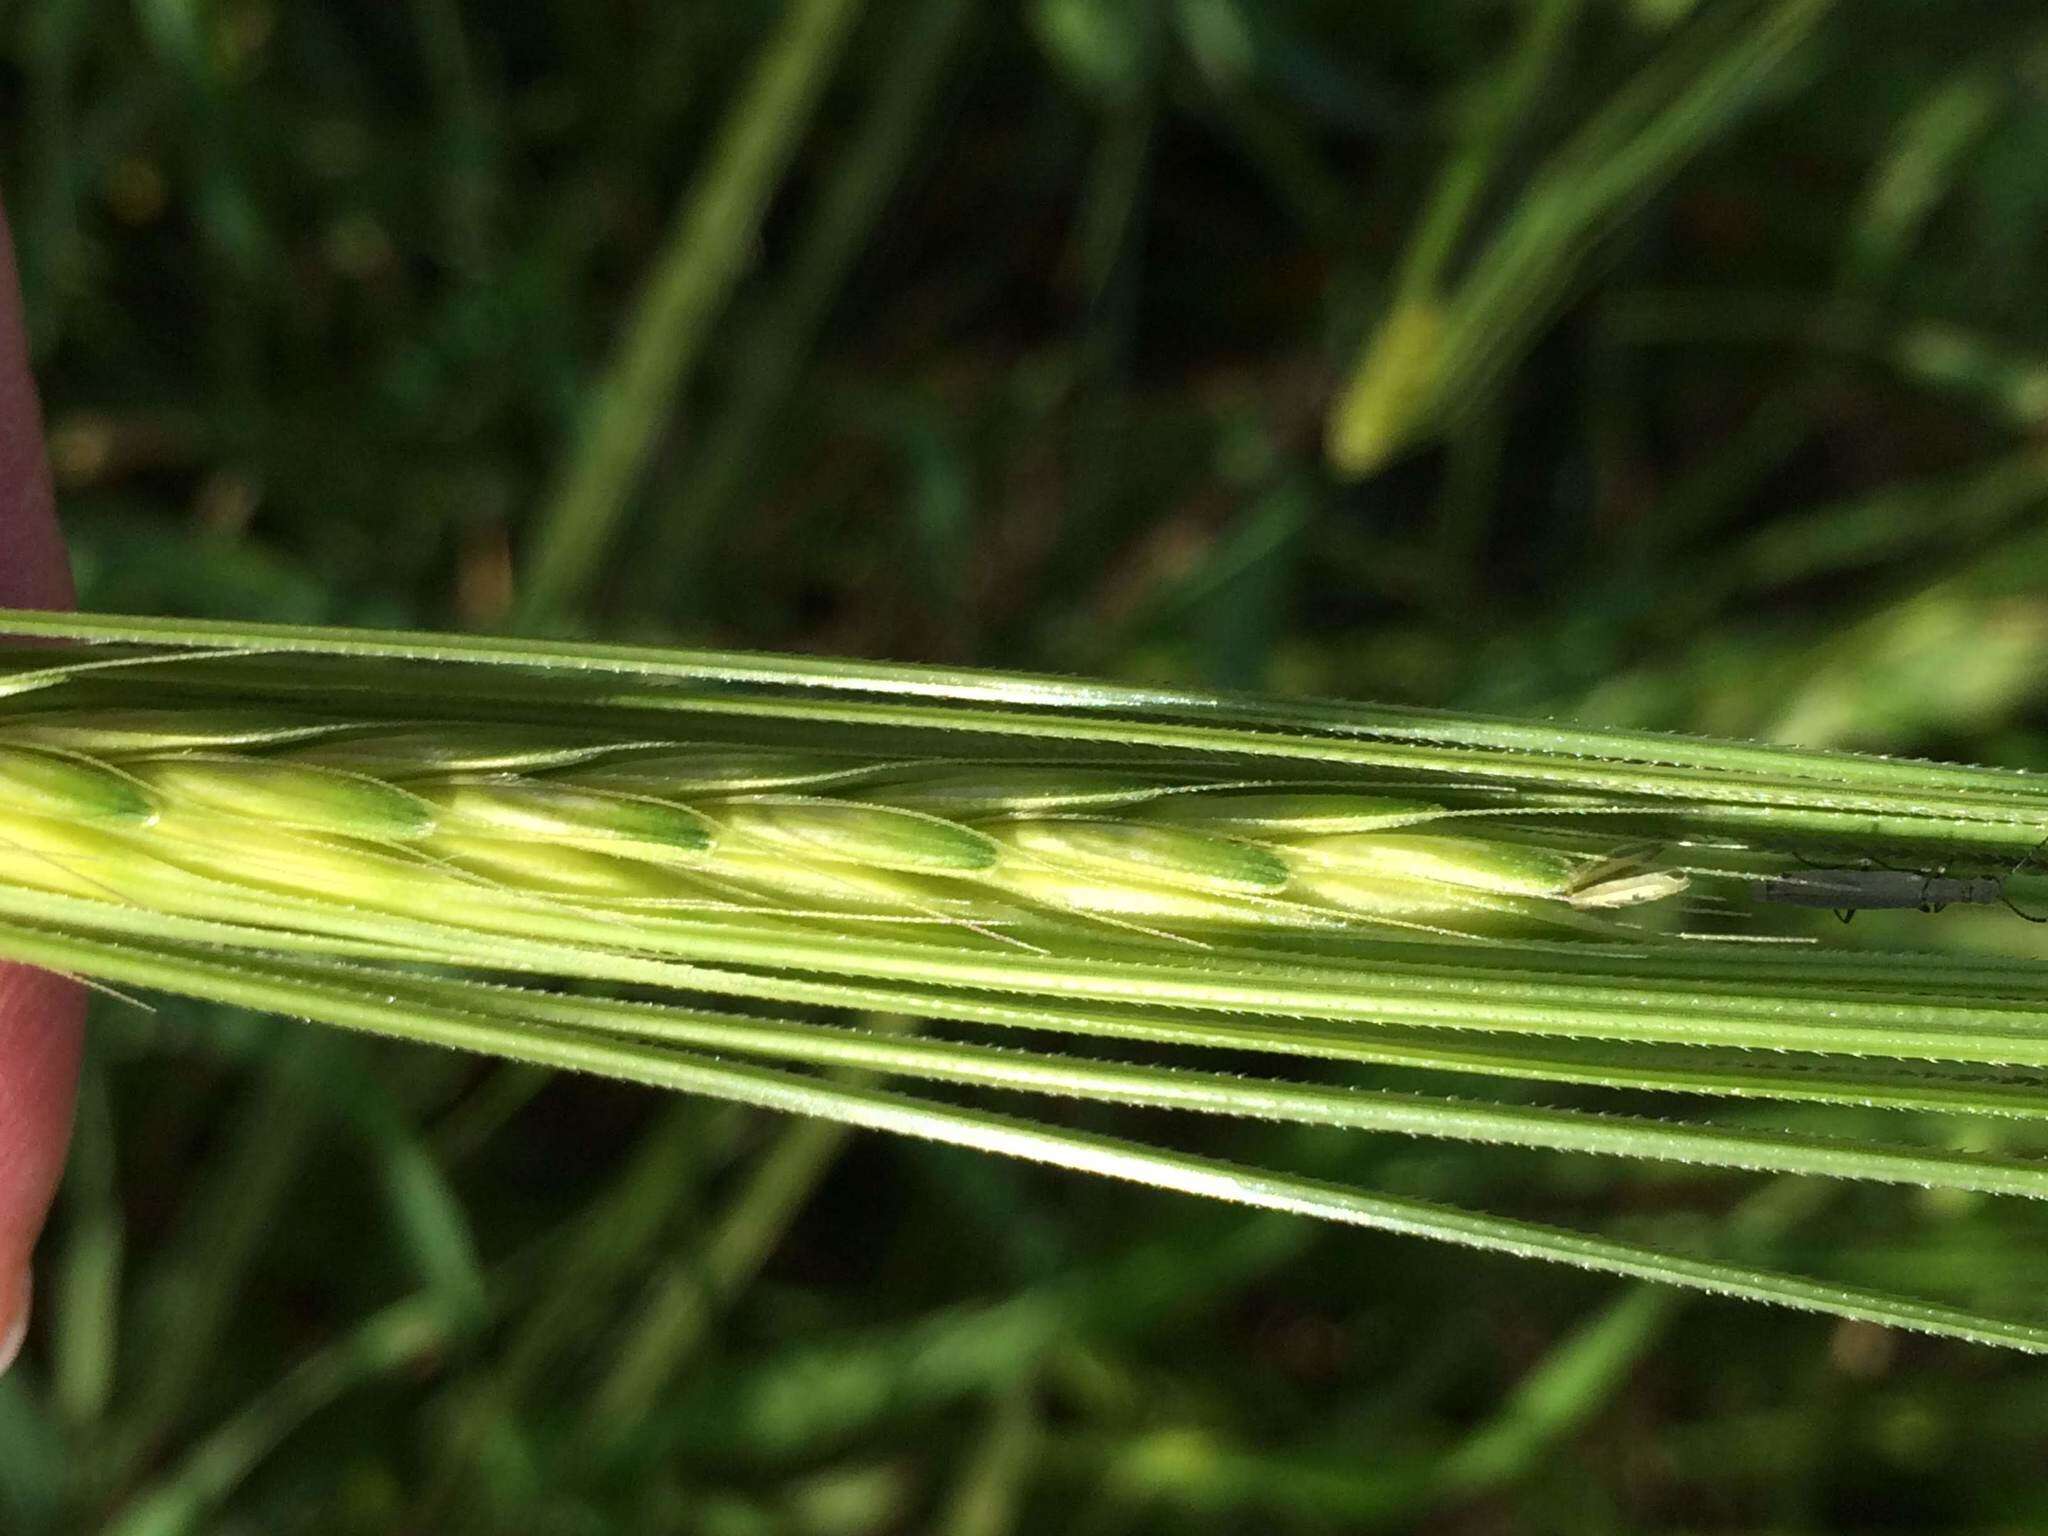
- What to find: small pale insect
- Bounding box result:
[1752,867,2047,924]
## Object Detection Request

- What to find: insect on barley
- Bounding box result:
[1752,838,2048,925]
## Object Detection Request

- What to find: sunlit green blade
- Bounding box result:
[1,923,2043,1354]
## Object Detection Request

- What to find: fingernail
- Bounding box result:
[0,1265,31,1375]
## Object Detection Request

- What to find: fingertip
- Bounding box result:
[0,188,79,1385]
[0,1265,29,1376]
[0,963,85,1351]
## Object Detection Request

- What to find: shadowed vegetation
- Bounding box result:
[9,2,2048,1531]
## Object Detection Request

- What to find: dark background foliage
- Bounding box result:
[7,2,2048,1530]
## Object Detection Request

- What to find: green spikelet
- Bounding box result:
[0,745,157,824]
[1139,791,1450,833]
[989,819,1290,895]
[127,758,439,841]
[413,777,716,856]
[713,797,1001,873]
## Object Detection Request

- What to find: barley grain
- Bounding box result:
[0,711,1691,940]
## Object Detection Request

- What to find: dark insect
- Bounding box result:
[1752,860,2048,925]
